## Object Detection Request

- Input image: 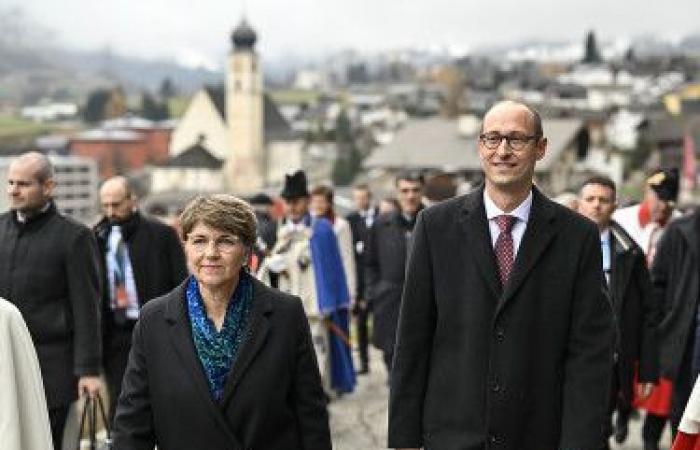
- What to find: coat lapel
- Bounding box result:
[163,282,243,447]
[459,189,501,299]
[498,188,558,313]
[610,236,633,314]
[220,278,272,409]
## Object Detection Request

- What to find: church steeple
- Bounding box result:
[231,18,257,51]
[225,17,264,194]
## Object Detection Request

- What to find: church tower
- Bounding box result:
[225,18,264,194]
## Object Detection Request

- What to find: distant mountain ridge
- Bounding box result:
[0,40,222,106]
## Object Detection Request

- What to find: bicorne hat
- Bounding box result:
[280,170,309,199]
[646,168,679,203]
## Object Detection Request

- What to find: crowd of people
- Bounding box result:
[3,100,700,450]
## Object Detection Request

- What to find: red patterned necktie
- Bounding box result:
[494,215,517,285]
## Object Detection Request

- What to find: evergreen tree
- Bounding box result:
[583,30,603,64]
[141,92,169,121]
[332,110,363,186]
[83,88,112,123]
[159,78,177,101]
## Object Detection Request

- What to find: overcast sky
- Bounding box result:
[14,0,700,69]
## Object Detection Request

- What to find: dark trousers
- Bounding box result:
[644,334,698,445]
[604,364,632,440]
[355,305,370,370]
[642,413,667,444]
[104,322,136,423]
[49,405,70,450]
[383,347,394,374]
[670,335,699,438]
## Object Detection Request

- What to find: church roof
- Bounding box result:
[203,85,296,143]
[167,140,224,169]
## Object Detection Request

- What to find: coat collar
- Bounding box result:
[608,221,639,310]
[498,187,558,311]
[11,201,56,229]
[459,187,501,299]
[163,275,273,444]
[94,211,142,242]
[675,209,700,259]
[459,185,559,310]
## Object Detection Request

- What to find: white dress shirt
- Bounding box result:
[483,189,533,257]
[600,228,612,285]
[107,225,140,320]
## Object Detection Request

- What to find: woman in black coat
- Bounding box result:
[113,194,331,450]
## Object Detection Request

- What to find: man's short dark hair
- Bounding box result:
[310,185,334,203]
[395,170,424,187]
[580,175,616,196]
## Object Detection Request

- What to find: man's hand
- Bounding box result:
[78,376,102,398]
[636,382,655,400]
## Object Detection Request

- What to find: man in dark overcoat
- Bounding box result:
[0,152,102,449]
[577,175,660,447]
[388,101,614,450]
[94,176,188,421]
[652,206,700,436]
[346,183,378,374]
[364,172,423,375]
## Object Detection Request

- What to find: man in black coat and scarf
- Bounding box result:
[94,176,188,421]
[0,152,102,449]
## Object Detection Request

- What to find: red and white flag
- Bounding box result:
[683,130,697,190]
[672,378,700,450]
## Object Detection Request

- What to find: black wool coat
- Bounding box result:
[364,211,413,353]
[607,221,659,406]
[652,209,700,379]
[0,204,102,408]
[94,212,187,330]
[113,277,332,450]
[388,187,614,450]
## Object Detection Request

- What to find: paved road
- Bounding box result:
[329,348,672,450]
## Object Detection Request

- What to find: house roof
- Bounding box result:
[167,141,224,169]
[363,117,584,173]
[203,85,296,143]
[647,113,700,144]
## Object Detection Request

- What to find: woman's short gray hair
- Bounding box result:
[180,194,257,248]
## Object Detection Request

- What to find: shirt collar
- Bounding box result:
[600,228,611,243]
[483,189,533,224]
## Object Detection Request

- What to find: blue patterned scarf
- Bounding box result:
[186,272,253,402]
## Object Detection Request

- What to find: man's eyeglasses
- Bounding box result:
[479,133,539,151]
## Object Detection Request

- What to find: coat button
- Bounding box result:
[495,327,505,341]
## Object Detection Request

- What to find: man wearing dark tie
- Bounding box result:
[346,183,378,374]
[389,101,614,450]
[578,175,659,449]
